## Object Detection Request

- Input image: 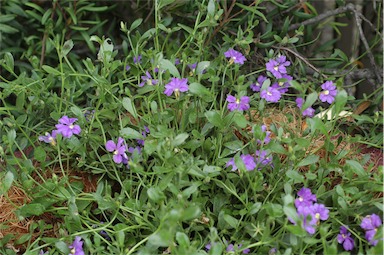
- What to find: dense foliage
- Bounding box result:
[0,1,382,254]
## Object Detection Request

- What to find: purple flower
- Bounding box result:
[337,226,355,251]
[250,75,267,92]
[205,243,212,251]
[296,205,317,234]
[309,203,329,225]
[295,187,317,208]
[139,71,158,87]
[174,58,180,65]
[254,150,273,167]
[296,97,315,117]
[226,243,250,254]
[133,55,142,64]
[260,87,281,103]
[39,250,48,255]
[266,56,290,78]
[226,154,256,171]
[125,65,131,71]
[69,236,85,255]
[188,62,197,70]
[319,81,337,104]
[55,116,81,138]
[164,77,189,97]
[361,214,383,246]
[226,95,250,111]
[105,137,128,164]
[224,48,246,65]
[271,74,292,93]
[39,130,58,145]
[256,125,271,145]
[137,126,150,146]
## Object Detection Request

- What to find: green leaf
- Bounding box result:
[223,214,238,228]
[1,171,14,195]
[0,24,18,33]
[120,127,142,139]
[196,61,210,74]
[159,59,180,78]
[55,240,70,254]
[345,160,366,177]
[147,187,166,203]
[61,39,74,57]
[34,147,46,163]
[7,129,16,145]
[176,232,190,247]
[4,52,14,72]
[18,203,46,217]
[205,111,224,129]
[189,82,211,97]
[42,65,62,75]
[207,0,215,16]
[97,38,114,62]
[173,133,189,146]
[232,112,248,128]
[297,155,319,167]
[122,97,138,119]
[181,205,201,221]
[178,23,193,34]
[130,18,143,31]
[302,92,318,111]
[286,170,304,183]
[148,229,173,247]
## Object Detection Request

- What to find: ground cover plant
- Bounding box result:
[0,0,383,254]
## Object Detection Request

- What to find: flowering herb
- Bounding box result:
[360,213,383,246]
[260,87,281,103]
[266,55,290,78]
[271,74,292,93]
[296,97,315,117]
[139,71,158,87]
[39,130,58,146]
[226,95,250,111]
[55,116,81,138]
[257,125,271,145]
[337,226,355,251]
[226,154,256,171]
[69,236,85,255]
[133,55,142,64]
[224,48,246,65]
[250,75,267,92]
[319,81,337,104]
[105,137,128,164]
[254,150,273,167]
[291,188,329,234]
[164,77,189,97]
[226,243,250,254]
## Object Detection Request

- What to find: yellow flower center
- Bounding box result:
[69,124,74,129]
[236,98,240,104]
[114,150,119,155]
[274,66,279,71]
[323,90,329,95]
[71,248,76,254]
[267,91,272,96]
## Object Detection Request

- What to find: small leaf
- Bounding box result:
[7,129,16,145]
[1,171,14,195]
[302,92,317,111]
[173,133,189,146]
[34,147,46,163]
[122,97,138,119]
[42,65,62,75]
[205,111,224,129]
[223,214,238,229]
[176,232,190,247]
[181,205,201,221]
[159,59,180,78]
[297,155,319,167]
[120,127,142,139]
[286,170,304,183]
[55,240,70,254]
[4,52,14,72]
[147,187,166,203]
[345,160,366,177]
[130,18,143,31]
[61,39,74,57]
